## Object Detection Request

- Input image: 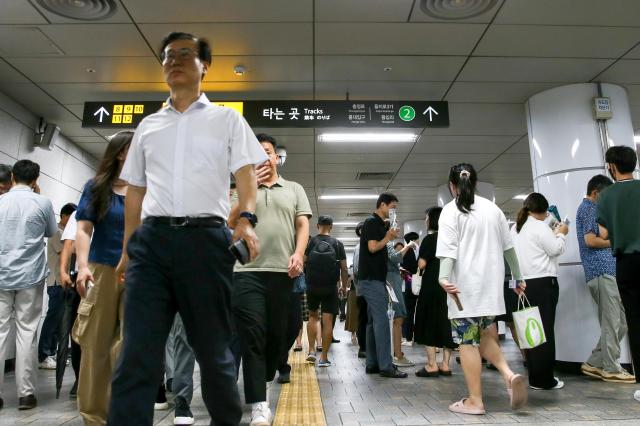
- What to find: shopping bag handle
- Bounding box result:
[517,292,532,311]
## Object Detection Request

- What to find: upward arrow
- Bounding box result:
[93,106,110,123]
[423,106,438,122]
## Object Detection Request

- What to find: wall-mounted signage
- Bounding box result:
[82,100,448,128]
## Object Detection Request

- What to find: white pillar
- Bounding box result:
[525,83,636,364]
[403,220,426,241]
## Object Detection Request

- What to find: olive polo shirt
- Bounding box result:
[597,179,640,256]
[234,176,312,273]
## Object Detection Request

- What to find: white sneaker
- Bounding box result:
[530,376,564,390]
[634,390,640,402]
[250,401,271,426]
[39,356,56,370]
[393,356,415,367]
[401,340,413,347]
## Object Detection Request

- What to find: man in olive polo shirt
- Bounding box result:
[230,133,311,425]
[597,145,640,401]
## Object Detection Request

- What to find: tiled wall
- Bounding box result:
[0,92,98,212]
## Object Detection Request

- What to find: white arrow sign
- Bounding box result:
[423,106,438,122]
[93,106,110,123]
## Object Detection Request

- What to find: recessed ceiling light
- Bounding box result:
[634,135,640,143]
[420,0,498,20]
[319,194,378,200]
[233,65,246,76]
[332,221,359,226]
[318,133,417,143]
[86,68,96,73]
[383,66,392,72]
[36,0,117,21]
[513,194,529,200]
[337,237,360,242]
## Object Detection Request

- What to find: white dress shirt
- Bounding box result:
[120,93,268,220]
[436,196,513,319]
[511,216,566,280]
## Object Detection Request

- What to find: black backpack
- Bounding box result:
[306,237,340,290]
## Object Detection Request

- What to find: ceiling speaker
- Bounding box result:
[34,123,60,151]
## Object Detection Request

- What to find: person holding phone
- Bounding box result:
[436,163,527,416]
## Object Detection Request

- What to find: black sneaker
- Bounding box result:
[365,366,380,374]
[332,338,340,343]
[277,372,291,384]
[18,394,37,410]
[174,396,195,425]
[69,380,78,399]
[380,367,408,378]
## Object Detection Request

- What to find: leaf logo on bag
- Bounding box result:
[525,318,545,347]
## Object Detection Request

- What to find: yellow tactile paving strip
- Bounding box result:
[273,349,327,426]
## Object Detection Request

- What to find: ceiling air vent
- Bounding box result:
[356,172,394,181]
[347,212,371,217]
[35,0,117,21]
[420,0,498,20]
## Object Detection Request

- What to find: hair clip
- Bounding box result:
[459,170,471,179]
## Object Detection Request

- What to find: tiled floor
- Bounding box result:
[1,322,640,425]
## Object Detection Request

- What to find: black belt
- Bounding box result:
[143,216,225,228]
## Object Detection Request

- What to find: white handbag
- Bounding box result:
[512,293,547,349]
[411,269,423,296]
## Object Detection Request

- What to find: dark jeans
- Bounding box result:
[278,292,303,375]
[108,223,241,426]
[232,271,292,403]
[616,253,640,379]
[357,295,368,352]
[38,284,64,362]
[403,292,417,341]
[524,276,559,389]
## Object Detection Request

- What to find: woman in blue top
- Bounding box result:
[73,131,132,425]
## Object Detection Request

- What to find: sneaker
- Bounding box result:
[39,356,56,370]
[380,367,408,378]
[581,362,603,379]
[634,390,640,402]
[602,370,636,383]
[154,383,169,410]
[316,345,322,352]
[250,401,271,426]
[18,394,37,410]
[530,377,564,390]
[365,366,380,374]
[174,396,194,425]
[401,340,413,347]
[331,338,340,343]
[393,356,415,367]
[276,372,290,384]
[318,359,332,367]
[306,352,317,363]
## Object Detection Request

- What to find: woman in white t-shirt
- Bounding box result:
[511,192,568,391]
[436,163,528,415]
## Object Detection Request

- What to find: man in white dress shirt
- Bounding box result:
[108,32,267,425]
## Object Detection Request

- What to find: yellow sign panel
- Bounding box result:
[124,105,133,114]
[113,104,123,114]
[214,101,243,116]
[112,115,122,124]
[123,115,133,124]
[134,105,144,114]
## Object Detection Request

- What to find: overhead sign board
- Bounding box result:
[82,100,448,128]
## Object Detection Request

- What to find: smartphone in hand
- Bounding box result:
[229,239,250,265]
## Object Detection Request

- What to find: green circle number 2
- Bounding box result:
[399,105,415,121]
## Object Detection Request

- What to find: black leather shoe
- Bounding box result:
[277,372,291,384]
[365,366,380,374]
[380,367,408,378]
[332,338,340,343]
[18,394,37,410]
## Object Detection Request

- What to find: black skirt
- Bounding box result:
[413,276,455,349]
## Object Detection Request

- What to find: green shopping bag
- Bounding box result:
[512,293,547,349]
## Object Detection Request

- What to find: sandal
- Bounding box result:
[415,368,439,378]
[448,398,485,415]
[439,368,452,376]
[509,374,527,410]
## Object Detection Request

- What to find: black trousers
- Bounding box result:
[403,292,417,341]
[357,295,368,352]
[108,224,241,426]
[524,276,559,389]
[617,253,640,379]
[232,271,292,403]
[278,292,303,375]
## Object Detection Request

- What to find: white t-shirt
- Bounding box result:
[61,211,77,241]
[436,196,513,319]
[511,216,565,280]
[120,93,268,220]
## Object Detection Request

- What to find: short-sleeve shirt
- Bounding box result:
[436,196,512,319]
[120,93,268,220]
[75,180,124,268]
[357,213,388,282]
[597,180,640,256]
[61,211,77,241]
[418,232,440,288]
[305,234,346,285]
[576,198,616,282]
[234,176,312,273]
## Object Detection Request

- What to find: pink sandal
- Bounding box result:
[509,374,528,410]
[448,398,486,415]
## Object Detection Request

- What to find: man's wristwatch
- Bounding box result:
[239,211,258,227]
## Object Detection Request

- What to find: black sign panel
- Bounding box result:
[243,101,449,128]
[82,101,163,128]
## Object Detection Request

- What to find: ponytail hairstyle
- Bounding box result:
[448,163,477,214]
[89,131,133,222]
[515,192,549,233]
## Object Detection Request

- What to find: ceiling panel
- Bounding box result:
[426,103,527,136]
[0,82,58,109]
[124,0,312,23]
[597,60,640,84]
[77,142,107,157]
[410,0,503,23]
[207,56,312,82]
[316,55,465,82]
[316,23,486,55]
[38,24,153,57]
[0,0,47,24]
[413,135,522,154]
[139,23,313,56]
[316,0,414,22]
[315,140,415,155]
[314,81,449,100]
[0,60,30,84]
[446,82,558,103]
[475,25,640,58]
[495,0,640,26]
[458,57,614,82]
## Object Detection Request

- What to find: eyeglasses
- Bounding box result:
[161,48,198,64]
